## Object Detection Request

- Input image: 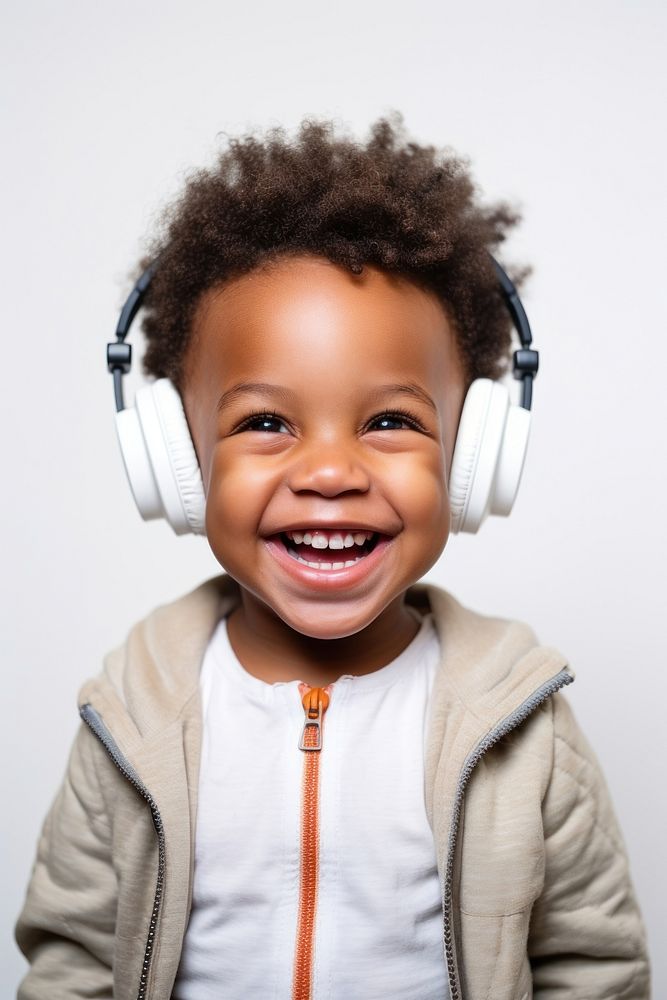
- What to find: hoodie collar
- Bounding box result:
[78,573,571,771]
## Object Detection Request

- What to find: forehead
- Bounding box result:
[186,255,463,392]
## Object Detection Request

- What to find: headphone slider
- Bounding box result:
[107,342,132,373]
[512,348,539,378]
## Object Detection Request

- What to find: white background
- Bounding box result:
[2,0,665,993]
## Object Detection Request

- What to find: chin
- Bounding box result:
[276,602,382,641]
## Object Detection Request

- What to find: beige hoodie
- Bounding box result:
[15,576,650,999]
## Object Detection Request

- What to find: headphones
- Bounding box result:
[107,258,538,536]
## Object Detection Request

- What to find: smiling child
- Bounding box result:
[187,256,463,678]
[16,116,650,999]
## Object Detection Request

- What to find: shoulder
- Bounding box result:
[409,580,539,649]
[410,580,548,671]
[412,581,573,713]
[77,573,241,730]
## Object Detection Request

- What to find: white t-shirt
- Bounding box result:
[173,609,449,1000]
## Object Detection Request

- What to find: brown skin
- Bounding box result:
[182,254,466,687]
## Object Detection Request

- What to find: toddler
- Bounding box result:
[16,116,650,1000]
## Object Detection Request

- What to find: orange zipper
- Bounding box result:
[292,684,331,1000]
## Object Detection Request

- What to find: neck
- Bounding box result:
[225,590,420,688]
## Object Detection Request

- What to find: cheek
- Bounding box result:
[388,451,451,535]
[203,452,275,544]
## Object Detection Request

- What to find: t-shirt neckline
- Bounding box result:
[210,607,438,697]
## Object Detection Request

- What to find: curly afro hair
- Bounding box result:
[138,114,525,390]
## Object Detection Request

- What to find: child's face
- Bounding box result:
[183,254,466,640]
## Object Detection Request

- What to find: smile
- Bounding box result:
[280,529,379,570]
[264,528,393,588]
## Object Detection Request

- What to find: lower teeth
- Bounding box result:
[287,547,365,570]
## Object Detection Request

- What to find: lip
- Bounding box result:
[264,533,394,591]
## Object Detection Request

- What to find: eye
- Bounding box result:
[366,409,425,432]
[235,410,291,434]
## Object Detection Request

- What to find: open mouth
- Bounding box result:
[277,529,381,570]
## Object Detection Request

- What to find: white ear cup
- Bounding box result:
[114,378,206,536]
[489,403,531,517]
[448,378,531,534]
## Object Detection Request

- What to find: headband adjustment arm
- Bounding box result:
[107,341,132,373]
[512,348,539,410]
[107,342,132,412]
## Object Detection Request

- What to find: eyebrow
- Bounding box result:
[217,382,296,412]
[369,383,437,411]
[216,381,437,412]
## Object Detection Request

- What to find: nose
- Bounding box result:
[286,438,371,497]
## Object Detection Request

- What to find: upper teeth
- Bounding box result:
[286,530,375,549]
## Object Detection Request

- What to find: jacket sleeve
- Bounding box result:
[528,693,651,999]
[15,721,117,999]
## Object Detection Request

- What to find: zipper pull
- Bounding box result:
[298,685,331,752]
